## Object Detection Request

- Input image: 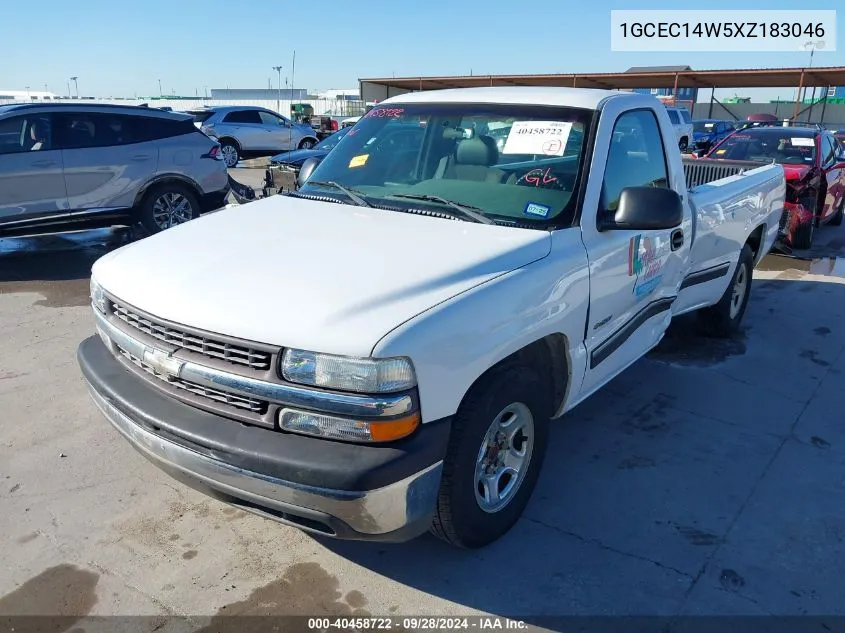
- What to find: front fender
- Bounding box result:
[372,229,590,423]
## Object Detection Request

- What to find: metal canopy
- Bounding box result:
[360,66,845,92]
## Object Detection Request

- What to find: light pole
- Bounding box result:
[800,40,825,103]
[272,65,283,113]
[70,76,78,98]
[158,78,162,98]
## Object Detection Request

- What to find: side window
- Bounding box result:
[55,113,135,149]
[0,115,53,154]
[258,111,285,126]
[666,110,680,124]
[601,110,670,213]
[131,116,194,142]
[223,110,261,124]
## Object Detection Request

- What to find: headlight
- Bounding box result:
[90,277,106,313]
[278,408,419,443]
[280,349,416,394]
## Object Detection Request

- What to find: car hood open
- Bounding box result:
[92,196,552,357]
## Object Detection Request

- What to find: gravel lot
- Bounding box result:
[2,189,845,631]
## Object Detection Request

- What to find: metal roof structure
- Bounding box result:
[360,66,845,92]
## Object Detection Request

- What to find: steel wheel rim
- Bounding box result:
[221,145,238,167]
[729,261,748,319]
[474,402,534,513]
[152,192,193,230]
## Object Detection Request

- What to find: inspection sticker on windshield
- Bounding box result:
[791,138,815,147]
[524,202,551,218]
[348,154,369,168]
[503,121,572,156]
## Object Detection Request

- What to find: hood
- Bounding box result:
[782,164,813,182]
[270,147,327,166]
[92,197,551,357]
[693,131,716,140]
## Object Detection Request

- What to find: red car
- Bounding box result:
[704,127,845,249]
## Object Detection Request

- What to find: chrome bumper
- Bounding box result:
[88,384,443,539]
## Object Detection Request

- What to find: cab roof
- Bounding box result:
[379,87,647,111]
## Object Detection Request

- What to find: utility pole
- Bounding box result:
[70,76,78,98]
[273,65,283,113]
[289,51,296,148]
[158,78,162,97]
[66,81,71,99]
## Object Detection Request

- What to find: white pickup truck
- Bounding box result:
[78,87,785,549]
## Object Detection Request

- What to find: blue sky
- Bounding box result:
[4,0,841,100]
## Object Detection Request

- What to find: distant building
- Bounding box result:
[0,90,60,101]
[210,88,310,100]
[626,66,699,105]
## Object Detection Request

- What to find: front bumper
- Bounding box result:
[77,336,449,541]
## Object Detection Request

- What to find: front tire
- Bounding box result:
[829,196,844,226]
[298,138,316,150]
[431,365,551,549]
[679,137,689,151]
[138,184,199,235]
[698,243,753,338]
[792,218,815,249]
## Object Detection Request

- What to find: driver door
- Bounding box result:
[260,111,295,152]
[578,106,691,396]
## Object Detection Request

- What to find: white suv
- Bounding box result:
[665,106,694,151]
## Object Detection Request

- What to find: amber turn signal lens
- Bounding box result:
[368,413,421,442]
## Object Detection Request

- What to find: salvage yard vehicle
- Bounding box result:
[184,105,319,168]
[691,119,735,154]
[78,87,785,549]
[704,125,845,249]
[0,103,229,237]
[665,105,693,151]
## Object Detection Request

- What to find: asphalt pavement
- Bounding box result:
[2,194,845,632]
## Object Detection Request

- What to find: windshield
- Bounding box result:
[297,102,592,226]
[693,121,716,133]
[711,130,816,164]
[314,127,350,150]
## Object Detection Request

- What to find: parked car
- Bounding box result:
[79,88,784,549]
[691,119,735,154]
[269,126,351,171]
[832,129,845,152]
[665,105,693,151]
[0,103,229,237]
[734,113,781,131]
[184,106,319,168]
[340,103,377,128]
[704,126,845,249]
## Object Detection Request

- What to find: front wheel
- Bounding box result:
[298,138,316,150]
[829,196,844,227]
[679,137,689,151]
[698,243,753,338]
[792,218,815,249]
[431,365,551,548]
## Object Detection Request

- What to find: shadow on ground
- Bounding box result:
[319,270,845,629]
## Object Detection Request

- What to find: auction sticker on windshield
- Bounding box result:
[790,138,815,147]
[503,121,573,156]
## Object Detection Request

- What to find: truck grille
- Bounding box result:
[116,345,268,414]
[111,301,272,371]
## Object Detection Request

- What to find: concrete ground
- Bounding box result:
[1,198,845,632]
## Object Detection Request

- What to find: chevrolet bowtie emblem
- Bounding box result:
[143,347,184,378]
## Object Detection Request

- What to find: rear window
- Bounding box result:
[711,130,816,165]
[185,110,215,123]
[54,113,196,149]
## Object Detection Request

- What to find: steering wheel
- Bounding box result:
[514,168,568,191]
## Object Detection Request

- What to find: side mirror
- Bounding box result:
[599,186,683,232]
[297,156,323,189]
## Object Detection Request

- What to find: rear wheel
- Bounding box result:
[431,365,551,549]
[138,183,199,234]
[219,140,240,168]
[698,244,753,338]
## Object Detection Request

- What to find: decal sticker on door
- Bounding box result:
[628,234,667,298]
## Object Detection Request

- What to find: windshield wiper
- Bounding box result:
[390,194,494,225]
[307,181,372,207]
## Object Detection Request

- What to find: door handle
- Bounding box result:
[31,159,55,167]
[130,154,152,161]
[671,229,684,251]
